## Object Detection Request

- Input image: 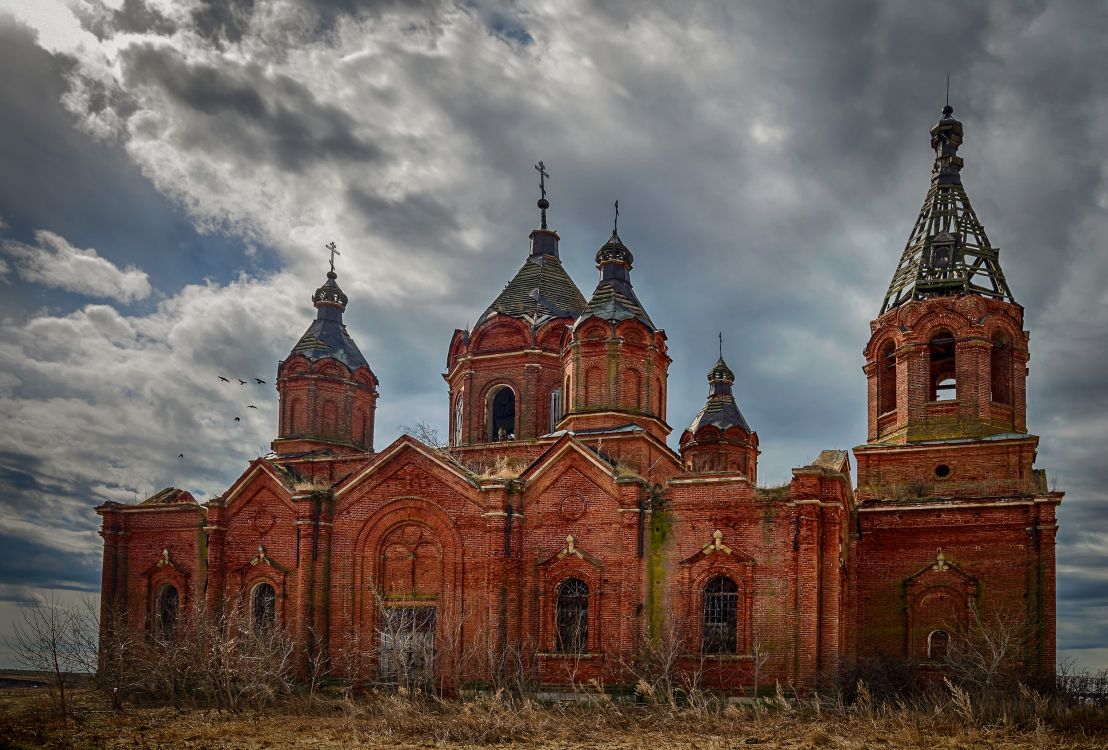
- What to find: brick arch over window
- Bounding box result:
[620,368,642,411]
[378,523,444,598]
[352,498,464,633]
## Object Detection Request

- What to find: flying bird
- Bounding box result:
[234,417,241,423]
[218,376,230,382]
[254,378,266,384]
[248,405,257,409]
[178,454,184,459]
[237,379,248,385]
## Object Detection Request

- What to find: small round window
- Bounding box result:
[934,464,951,479]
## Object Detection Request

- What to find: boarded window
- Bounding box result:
[703,576,739,654]
[556,578,588,653]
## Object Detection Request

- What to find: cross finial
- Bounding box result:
[613,200,620,235]
[535,161,549,200]
[719,331,724,359]
[945,73,950,108]
[325,241,340,274]
[534,161,550,229]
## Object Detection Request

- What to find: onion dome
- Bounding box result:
[290,268,369,371]
[685,354,751,435]
[575,229,655,330]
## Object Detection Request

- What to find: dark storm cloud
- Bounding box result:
[119,43,381,172]
[192,0,256,44]
[76,0,177,40]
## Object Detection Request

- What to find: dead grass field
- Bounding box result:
[2,688,1107,750]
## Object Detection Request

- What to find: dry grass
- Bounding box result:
[475,455,527,481]
[3,688,1106,750]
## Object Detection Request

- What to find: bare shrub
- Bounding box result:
[8,591,98,723]
[943,603,1032,691]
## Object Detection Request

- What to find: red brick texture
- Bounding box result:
[97,284,1061,691]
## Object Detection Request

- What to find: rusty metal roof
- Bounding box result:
[575,232,655,330]
[479,236,586,326]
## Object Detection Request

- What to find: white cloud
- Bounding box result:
[0,229,152,302]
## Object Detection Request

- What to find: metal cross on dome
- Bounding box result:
[534,161,549,200]
[325,241,340,274]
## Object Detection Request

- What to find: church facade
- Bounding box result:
[96,105,1061,691]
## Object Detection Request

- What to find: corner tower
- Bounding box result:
[272,260,378,457]
[445,164,587,447]
[560,216,671,444]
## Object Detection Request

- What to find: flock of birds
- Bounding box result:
[177,375,270,459]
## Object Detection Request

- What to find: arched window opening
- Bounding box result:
[155,585,179,640]
[928,629,950,661]
[990,332,1013,405]
[252,582,276,629]
[929,330,957,401]
[555,578,588,653]
[878,341,897,415]
[702,576,739,654]
[453,395,464,446]
[549,388,563,433]
[489,387,515,441]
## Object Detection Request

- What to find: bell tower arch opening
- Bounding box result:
[489,385,516,441]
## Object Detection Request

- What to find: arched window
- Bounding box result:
[878,340,896,415]
[990,332,1013,405]
[927,629,950,661]
[549,388,562,432]
[929,330,957,401]
[252,582,277,629]
[555,578,588,653]
[453,395,464,446]
[702,576,739,654]
[489,386,515,441]
[155,584,179,640]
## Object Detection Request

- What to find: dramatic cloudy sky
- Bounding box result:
[0,0,1105,670]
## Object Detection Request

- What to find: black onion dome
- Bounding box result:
[685,355,751,435]
[575,231,655,330]
[290,270,370,372]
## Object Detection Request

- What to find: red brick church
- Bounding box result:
[97,105,1061,690]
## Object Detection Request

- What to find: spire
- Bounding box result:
[576,207,655,330]
[685,347,751,435]
[290,244,368,371]
[881,104,1015,313]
